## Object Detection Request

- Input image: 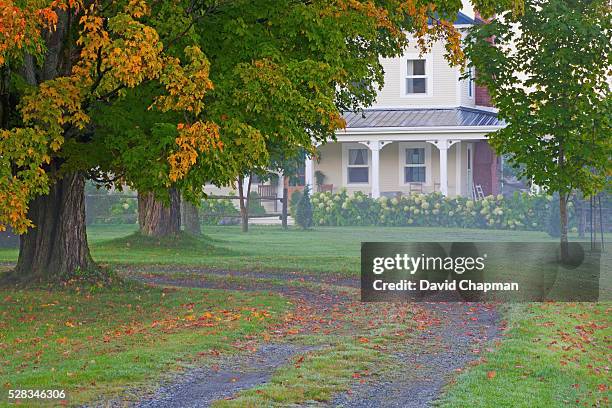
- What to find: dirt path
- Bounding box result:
[124,269,501,407]
[332,300,500,407]
[135,344,314,408]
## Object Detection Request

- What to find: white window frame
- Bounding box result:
[400,54,433,98]
[399,142,432,186]
[342,143,371,186]
[467,67,475,98]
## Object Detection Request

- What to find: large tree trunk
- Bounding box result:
[138,189,181,237]
[182,200,201,235]
[14,173,95,281]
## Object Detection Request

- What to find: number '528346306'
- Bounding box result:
[8,389,66,399]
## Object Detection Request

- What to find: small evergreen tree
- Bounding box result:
[295,186,313,229]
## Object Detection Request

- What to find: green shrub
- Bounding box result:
[85,188,137,225]
[310,189,576,231]
[289,189,303,218]
[247,191,267,215]
[200,198,239,225]
[295,186,313,229]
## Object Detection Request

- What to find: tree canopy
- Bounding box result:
[465,0,611,200]
[0,0,220,234]
[0,0,527,278]
[464,0,610,247]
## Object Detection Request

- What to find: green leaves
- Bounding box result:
[465,0,611,199]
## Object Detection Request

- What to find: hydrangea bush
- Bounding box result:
[310,190,576,231]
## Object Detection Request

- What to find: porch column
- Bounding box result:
[278,173,285,199]
[370,141,381,198]
[455,141,462,196]
[439,144,448,196]
[305,156,314,191]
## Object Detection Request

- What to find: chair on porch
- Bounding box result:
[317,184,334,193]
[408,183,424,194]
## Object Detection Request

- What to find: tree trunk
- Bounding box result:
[138,189,181,237]
[237,175,252,233]
[182,200,201,235]
[559,193,569,261]
[14,173,95,281]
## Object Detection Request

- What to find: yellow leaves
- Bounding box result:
[125,0,150,18]
[155,46,214,116]
[1,0,217,231]
[168,121,222,182]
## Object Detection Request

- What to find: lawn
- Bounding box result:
[0,224,587,276]
[0,224,609,407]
[438,303,610,407]
[0,283,289,406]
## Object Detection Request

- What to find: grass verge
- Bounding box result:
[438,303,610,407]
[0,282,289,406]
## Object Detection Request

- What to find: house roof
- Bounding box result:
[427,11,475,26]
[342,107,502,129]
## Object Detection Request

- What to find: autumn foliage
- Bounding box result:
[0,0,219,234]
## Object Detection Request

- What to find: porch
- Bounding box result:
[304,107,503,198]
[305,137,499,199]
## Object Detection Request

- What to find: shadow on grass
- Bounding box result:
[97,231,241,257]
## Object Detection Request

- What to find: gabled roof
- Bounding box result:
[427,11,475,26]
[342,107,502,129]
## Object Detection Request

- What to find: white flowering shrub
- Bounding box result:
[310,190,576,231]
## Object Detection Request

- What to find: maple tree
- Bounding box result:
[0,0,521,281]
[0,0,220,280]
[464,0,611,255]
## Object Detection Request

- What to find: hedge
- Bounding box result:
[310,190,577,231]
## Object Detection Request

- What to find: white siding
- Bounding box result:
[372,39,461,108]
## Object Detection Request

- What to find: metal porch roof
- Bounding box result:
[342,107,502,129]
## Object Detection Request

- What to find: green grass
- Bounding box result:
[0,283,289,406]
[212,302,422,407]
[0,224,588,276]
[438,303,610,407]
[0,224,609,406]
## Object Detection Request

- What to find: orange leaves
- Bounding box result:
[1,0,218,232]
[486,370,496,379]
[168,121,222,182]
[0,1,59,65]
[125,0,150,18]
[156,46,214,116]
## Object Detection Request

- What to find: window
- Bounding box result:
[347,148,369,183]
[468,67,475,98]
[405,59,427,94]
[404,148,426,183]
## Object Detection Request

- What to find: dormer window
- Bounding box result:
[405,59,427,94]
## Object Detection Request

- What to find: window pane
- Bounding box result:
[406,148,425,165]
[348,167,369,183]
[405,167,426,183]
[348,149,368,165]
[408,59,425,76]
[406,78,426,94]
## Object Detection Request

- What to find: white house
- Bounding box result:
[303,11,503,201]
[207,12,504,211]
